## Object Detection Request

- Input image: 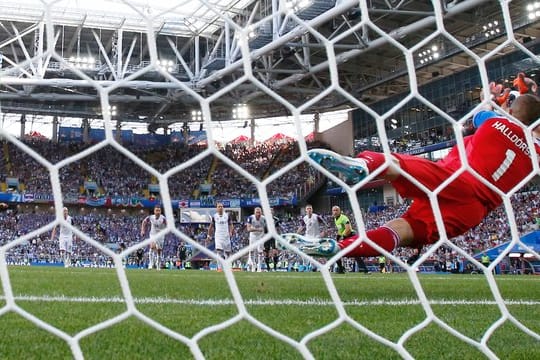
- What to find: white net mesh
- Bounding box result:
[0,0,539,358]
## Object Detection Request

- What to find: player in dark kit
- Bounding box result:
[263,209,283,271]
[299,89,540,259]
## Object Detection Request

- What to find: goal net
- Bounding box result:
[0,0,539,358]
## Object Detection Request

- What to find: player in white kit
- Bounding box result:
[297,204,327,240]
[246,207,267,272]
[51,207,74,268]
[207,202,233,260]
[296,204,327,268]
[141,205,167,270]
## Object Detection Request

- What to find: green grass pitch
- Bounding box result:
[0,267,538,359]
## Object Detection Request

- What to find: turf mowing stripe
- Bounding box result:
[2,295,539,306]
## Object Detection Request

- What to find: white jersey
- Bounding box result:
[211,212,232,252]
[143,214,167,249]
[145,214,167,235]
[211,212,231,241]
[59,215,74,238]
[302,213,324,239]
[247,214,266,253]
[58,215,74,253]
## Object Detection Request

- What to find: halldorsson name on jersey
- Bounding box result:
[491,120,531,156]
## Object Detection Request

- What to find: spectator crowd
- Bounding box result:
[0,187,537,273]
[0,139,324,201]
[0,139,538,273]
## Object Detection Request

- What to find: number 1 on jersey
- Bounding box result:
[492,149,516,181]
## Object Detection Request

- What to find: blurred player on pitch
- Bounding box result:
[246,207,266,272]
[263,208,283,271]
[297,204,327,240]
[141,205,167,270]
[296,204,327,270]
[51,207,75,268]
[207,202,233,262]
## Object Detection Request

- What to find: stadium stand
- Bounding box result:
[1,170,538,274]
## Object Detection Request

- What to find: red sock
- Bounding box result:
[338,226,399,257]
[356,151,386,173]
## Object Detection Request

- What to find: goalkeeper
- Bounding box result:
[305,87,540,259]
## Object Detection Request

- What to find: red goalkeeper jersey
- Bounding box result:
[440,115,540,209]
[389,113,539,244]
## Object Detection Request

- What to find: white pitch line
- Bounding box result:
[1,295,539,306]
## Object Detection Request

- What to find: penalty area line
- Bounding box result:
[1,295,539,307]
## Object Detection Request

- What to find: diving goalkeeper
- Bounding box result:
[303,89,540,258]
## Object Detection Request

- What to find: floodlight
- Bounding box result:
[232,103,249,120]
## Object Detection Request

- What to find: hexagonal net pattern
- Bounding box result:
[0,0,539,359]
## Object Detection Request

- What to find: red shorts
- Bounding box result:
[391,154,492,246]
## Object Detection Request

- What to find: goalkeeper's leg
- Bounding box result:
[308,149,370,184]
[281,233,339,257]
[282,226,401,258]
[335,227,401,257]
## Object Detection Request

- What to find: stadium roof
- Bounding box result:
[0,0,539,130]
[0,0,254,36]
